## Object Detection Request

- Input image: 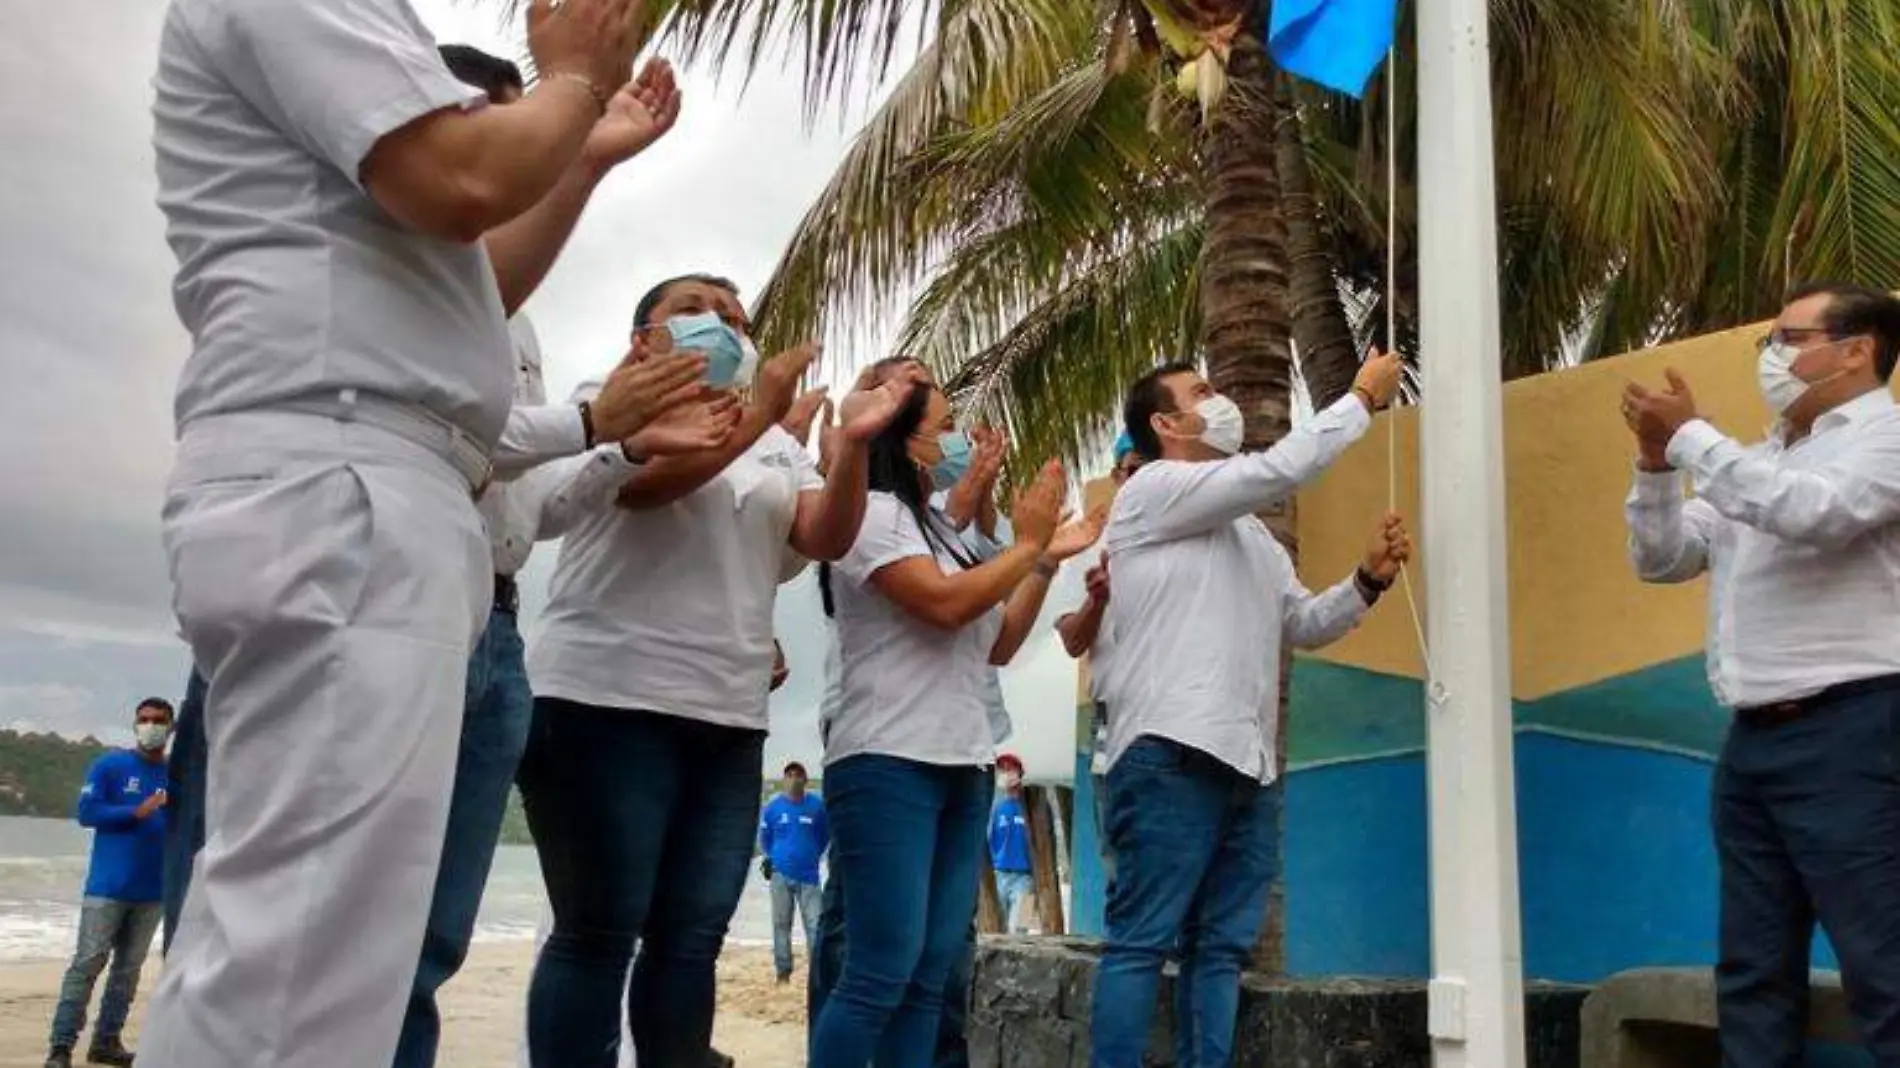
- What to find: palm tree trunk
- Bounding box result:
[1196,24,1292,975]
[1277,83,1362,409]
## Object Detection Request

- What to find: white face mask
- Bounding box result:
[135,723,171,752]
[1759,335,1857,415]
[735,336,762,388]
[1194,395,1245,456]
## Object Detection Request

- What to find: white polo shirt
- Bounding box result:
[1098,395,1375,781]
[826,493,1001,768]
[153,0,512,445]
[528,403,824,730]
[480,317,592,577]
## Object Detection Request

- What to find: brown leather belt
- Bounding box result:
[1735,673,1900,728]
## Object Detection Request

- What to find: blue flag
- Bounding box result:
[1266,0,1397,99]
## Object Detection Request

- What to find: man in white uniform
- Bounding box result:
[145,1,692,1064]
[1623,283,1900,1067]
[1087,356,1407,1068]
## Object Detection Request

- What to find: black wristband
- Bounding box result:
[579,400,596,449]
[1354,566,1391,598]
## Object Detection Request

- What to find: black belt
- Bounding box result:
[493,573,519,615]
[1736,673,1900,727]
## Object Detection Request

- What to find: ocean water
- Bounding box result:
[0,815,779,962]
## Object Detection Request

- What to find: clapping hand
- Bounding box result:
[1045,504,1109,563]
[840,380,911,444]
[583,58,683,172]
[624,392,739,459]
[1009,461,1068,550]
[1083,552,1110,606]
[1361,512,1412,583]
[527,0,649,107]
[1621,370,1697,470]
[592,347,706,442]
[754,342,822,424]
[780,389,831,446]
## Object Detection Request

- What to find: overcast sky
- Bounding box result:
[0,0,1091,778]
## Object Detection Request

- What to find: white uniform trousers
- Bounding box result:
[140,410,490,1068]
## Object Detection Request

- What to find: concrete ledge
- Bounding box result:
[970,936,1590,1068]
[1579,967,1856,1067]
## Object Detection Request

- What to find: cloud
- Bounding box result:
[0,0,1092,782]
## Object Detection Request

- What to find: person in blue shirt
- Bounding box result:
[759,762,830,984]
[45,698,174,1068]
[988,754,1035,934]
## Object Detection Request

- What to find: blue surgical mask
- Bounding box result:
[930,431,973,488]
[666,312,747,387]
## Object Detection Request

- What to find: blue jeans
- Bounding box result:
[810,755,989,1068]
[996,871,1035,934]
[771,876,824,979]
[1090,737,1282,1068]
[808,803,984,1068]
[518,698,764,1068]
[50,898,163,1051]
[1715,679,1900,1068]
[161,671,208,953]
[393,609,536,1068]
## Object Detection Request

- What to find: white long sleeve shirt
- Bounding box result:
[1097,394,1375,781]
[479,317,589,576]
[1625,389,1900,708]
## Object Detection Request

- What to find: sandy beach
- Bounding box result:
[0,942,808,1067]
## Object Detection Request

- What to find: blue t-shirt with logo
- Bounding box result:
[758,792,829,886]
[989,796,1032,874]
[76,750,168,903]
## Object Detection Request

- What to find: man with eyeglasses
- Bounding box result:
[1622,282,1900,1067]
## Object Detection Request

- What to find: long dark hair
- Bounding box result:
[819,382,976,617]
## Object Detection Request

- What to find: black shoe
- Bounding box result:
[85,1039,135,1067]
[45,1049,73,1068]
[706,1048,735,1068]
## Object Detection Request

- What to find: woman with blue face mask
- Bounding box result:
[810,382,1102,1067]
[515,274,909,1068]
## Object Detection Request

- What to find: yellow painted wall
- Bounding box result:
[1295,318,1897,700]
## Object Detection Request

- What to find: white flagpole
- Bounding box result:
[1415,1,1528,1067]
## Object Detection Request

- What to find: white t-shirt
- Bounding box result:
[529,420,823,729]
[154,0,512,444]
[1099,395,1374,781]
[827,493,1001,767]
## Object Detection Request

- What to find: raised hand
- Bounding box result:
[527,0,650,106]
[592,349,706,441]
[1083,552,1111,605]
[753,342,822,424]
[582,58,682,171]
[626,392,739,459]
[780,388,831,445]
[1361,511,1412,583]
[1009,460,1068,549]
[1045,503,1109,563]
[1353,346,1405,411]
[841,380,911,444]
[1622,369,1698,457]
[135,790,168,820]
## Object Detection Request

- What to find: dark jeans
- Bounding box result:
[1089,737,1282,1068]
[809,755,989,1068]
[394,608,536,1068]
[1715,679,1900,1068]
[809,866,978,1068]
[161,671,208,953]
[49,898,163,1051]
[518,698,764,1068]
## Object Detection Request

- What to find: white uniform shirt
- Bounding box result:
[529,411,824,730]
[153,0,512,444]
[1626,389,1900,708]
[818,498,1013,747]
[1098,395,1374,781]
[828,493,1002,768]
[480,317,590,576]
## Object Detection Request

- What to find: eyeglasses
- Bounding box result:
[1756,326,1844,353]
